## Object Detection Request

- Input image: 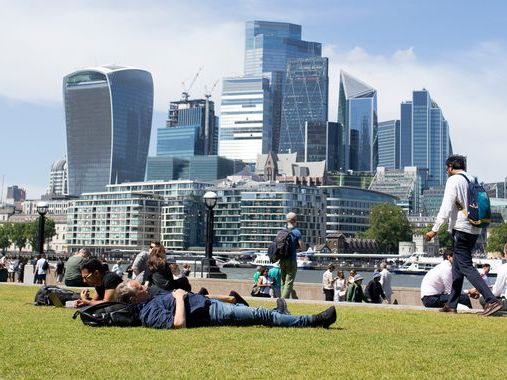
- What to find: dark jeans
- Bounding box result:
[448,230,496,308]
[422,293,472,309]
[323,288,334,301]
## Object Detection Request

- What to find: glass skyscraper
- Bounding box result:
[378,120,400,169]
[279,57,329,159]
[64,65,153,196]
[337,71,378,172]
[400,89,452,187]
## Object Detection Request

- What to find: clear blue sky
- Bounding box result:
[1,0,506,198]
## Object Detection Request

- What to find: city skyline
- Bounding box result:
[1,0,507,196]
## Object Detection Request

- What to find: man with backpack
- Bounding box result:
[425,155,502,316]
[35,254,50,285]
[279,212,304,299]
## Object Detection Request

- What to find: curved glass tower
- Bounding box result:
[63,65,153,196]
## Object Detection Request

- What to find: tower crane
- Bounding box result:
[181,67,202,101]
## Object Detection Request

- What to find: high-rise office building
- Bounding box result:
[47,159,68,196]
[279,57,329,159]
[378,120,400,169]
[399,89,452,187]
[244,21,321,76]
[337,71,378,172]
[218,76,273,163]
[63,65,153,196]
[304,121,341,171]
[6,185,26,203]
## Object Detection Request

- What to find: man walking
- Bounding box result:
[425,155,502,316]
[379,262,393,303]
[280,212,304,299]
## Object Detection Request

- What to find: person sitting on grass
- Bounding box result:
[76,258,123,307]
[114,280,337,329]
[144,245,191,295]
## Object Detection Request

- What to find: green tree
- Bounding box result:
[25,217,56,252]
[487,223,507,253]
[415,224,452,248]
[362,203,412,253]
[11,223,28,253]
[0,224,12,253]
[44,218,56,243]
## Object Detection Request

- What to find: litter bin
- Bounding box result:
[0,268,8,282]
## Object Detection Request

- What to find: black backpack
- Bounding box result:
[42,260,49,271]
[72,302,141,327]
[34,285,80,306]
[267,229,292,263]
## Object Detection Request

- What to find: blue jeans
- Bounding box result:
[448,230,496,308]
[208,300,313,327]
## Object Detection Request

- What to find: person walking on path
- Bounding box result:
[322,264,335,301]
[425,155,502,316]
[365,272,386,304]
[379,262,393,303]
[55,258,65,284]
[280,212,304,299]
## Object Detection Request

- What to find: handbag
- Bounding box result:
[250,285,261,297]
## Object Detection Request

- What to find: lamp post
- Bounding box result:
[202,191,226,279]
[36,201,49,256]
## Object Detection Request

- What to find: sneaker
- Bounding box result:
[198,287,209,296]
[229,290,249,307]
[276,298,290,315]
[312,306,337,329]
[439,304,457,313]
[482,300,503,317]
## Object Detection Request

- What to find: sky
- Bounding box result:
[1,0,507,198]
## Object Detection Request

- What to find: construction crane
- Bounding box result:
[181,67,202,102]
[204,78,220,155]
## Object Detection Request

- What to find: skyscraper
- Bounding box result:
[400,89,452,187]
[304,121,341,171]
[64,65,153,196]
[378,120,400,169]
[337,71,378,172]
[48,159,68,196]
[279,57,329,159]
[219,21,322,161]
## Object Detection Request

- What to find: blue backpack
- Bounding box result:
[457,173,491,228]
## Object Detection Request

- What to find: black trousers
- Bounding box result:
[448,230,496,308]
[422,293,472,308]
[323,288,334,301]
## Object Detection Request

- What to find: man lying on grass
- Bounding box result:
[115,280,337,329]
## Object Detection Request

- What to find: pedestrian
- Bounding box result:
[55,258,65,284]
[322,264,335,301]
[64,248,91,287]
[112,260,123,278]
[333,270,347,302]
[279,212,304,299]
[346,275,367,303]
[379,262,393,303]
[7,257,17,282]
[425,155,503,316]
[18,258,26,283]
[35,254,49,285]
[365,272,386,304]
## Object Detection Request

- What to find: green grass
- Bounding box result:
[1,285,506,379]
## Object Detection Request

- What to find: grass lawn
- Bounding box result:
[1,284,506,379]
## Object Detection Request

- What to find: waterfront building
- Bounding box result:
[66,190,162,254]
[377,120,400,169]
[106,180,213,250]
[320,186,397,236]
[218,76,273,162]
[21,198,72,216]
[63,65,153,196]
[6,185,26,204]
[279,57,329,159]
[369,166,422,214]
[47,159,68,197]
[337,71,378,172]
[399,89,452,187]
[326,171,374,189]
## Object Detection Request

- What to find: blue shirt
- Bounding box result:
[288,227,301,260]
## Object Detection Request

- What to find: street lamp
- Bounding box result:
[202,191,226,279]
[36,201,49,256]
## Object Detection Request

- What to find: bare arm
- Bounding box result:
[173,289,187,329]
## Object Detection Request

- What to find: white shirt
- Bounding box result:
[36,258,48,275]
[492,263,507,298]
[432,172,481,235]
[420,260,452,298]
[322,270,334,290]
[379,269,392,296]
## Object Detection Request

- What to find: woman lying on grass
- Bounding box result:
[115,280,337,329]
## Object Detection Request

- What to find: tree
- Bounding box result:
[0,224,11,253]
[26,220,39,252]
[416,224,452,248]
[11,223,28,253]
[362,203,412,253]
[487,223,507,253]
